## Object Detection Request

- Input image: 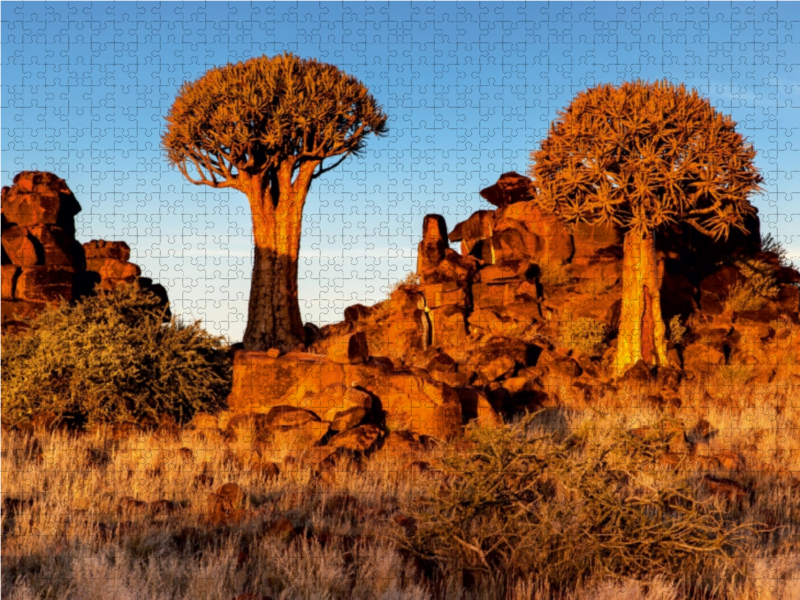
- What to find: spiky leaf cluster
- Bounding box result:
[162,53,388,190]
[529,79,763,240]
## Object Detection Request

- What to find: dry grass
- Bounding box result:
[4,371,800,600]
[4,312,800,600]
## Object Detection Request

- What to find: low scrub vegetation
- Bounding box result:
[399,413,753,597]
[391,271,422,293]
[559,317,610,356]
[1,284,231,429]
[3,381,800,599]
[669,314,688,345]
[735,258,780,300]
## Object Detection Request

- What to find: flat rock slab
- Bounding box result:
[228,351,463,439]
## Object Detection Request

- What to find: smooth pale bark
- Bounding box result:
[242,167,314,352]
[615,229,669,375]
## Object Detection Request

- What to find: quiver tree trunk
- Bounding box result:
[615,229,669,375]
[242,171,309,352]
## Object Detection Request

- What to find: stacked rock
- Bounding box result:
[1,171,170,334]
[82,239,170,315]
[415,214,476,361]
[447,171,623,330]
[83,240,140,290]
[1,172,83,334]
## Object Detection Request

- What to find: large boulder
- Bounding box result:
[14,266,73,303]
[496,201,575,264]
[419,249,476,285]
[83,240,131,262]
[479,172,533,208]
[227,351,462,439]
[2,226,39,266]
[466,336,532,383]
[429,305,470,360]
[420,281,469,310]
[1,172,170,334]
[1,172,81,231]
[326,331,370,364]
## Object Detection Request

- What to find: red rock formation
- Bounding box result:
[1,171,169,334]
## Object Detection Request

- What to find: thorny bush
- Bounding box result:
[397,412,756,597]
[2,284,231,429]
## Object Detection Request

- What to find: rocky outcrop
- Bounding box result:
[227,350,465,440]
[306,170,800,426]
[2,172,83,334]
[1,171,169,334]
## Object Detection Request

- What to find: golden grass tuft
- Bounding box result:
[3,374,800,599]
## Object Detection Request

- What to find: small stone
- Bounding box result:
[328,424,383,453]
[117,496,148,515]
[260,517,296,544]
[149,499,178,515]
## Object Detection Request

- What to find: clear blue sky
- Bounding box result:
[3,2,799,342]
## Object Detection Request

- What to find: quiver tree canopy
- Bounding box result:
[162,52,389,193]
[162,53,388,351]
[529,79,764,373]
[530,79,763,240]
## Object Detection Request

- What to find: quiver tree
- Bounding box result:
[163,53,388,351]
[529,79,763,374]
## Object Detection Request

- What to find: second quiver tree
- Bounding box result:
[529,79,764,374]
[162,53,388,351]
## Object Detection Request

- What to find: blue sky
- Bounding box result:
[3,1,799,342]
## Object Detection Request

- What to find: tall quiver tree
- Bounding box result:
[163,54,388,351]
[529,80,763,374]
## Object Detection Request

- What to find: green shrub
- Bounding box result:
[398,414,753,596]
[559,317,609,356]
[1,284,231,429]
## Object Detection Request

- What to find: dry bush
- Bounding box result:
[559,317,610,357]
[391,271,421,294]
[761,232,796,270]
[735,258,780,300]
[724,255,782,312]
[669,314,687,346]
[397,413,754,597]
[726,281,767,312]
[1,284,231,429]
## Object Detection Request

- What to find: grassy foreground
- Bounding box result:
[3,378,800,600]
